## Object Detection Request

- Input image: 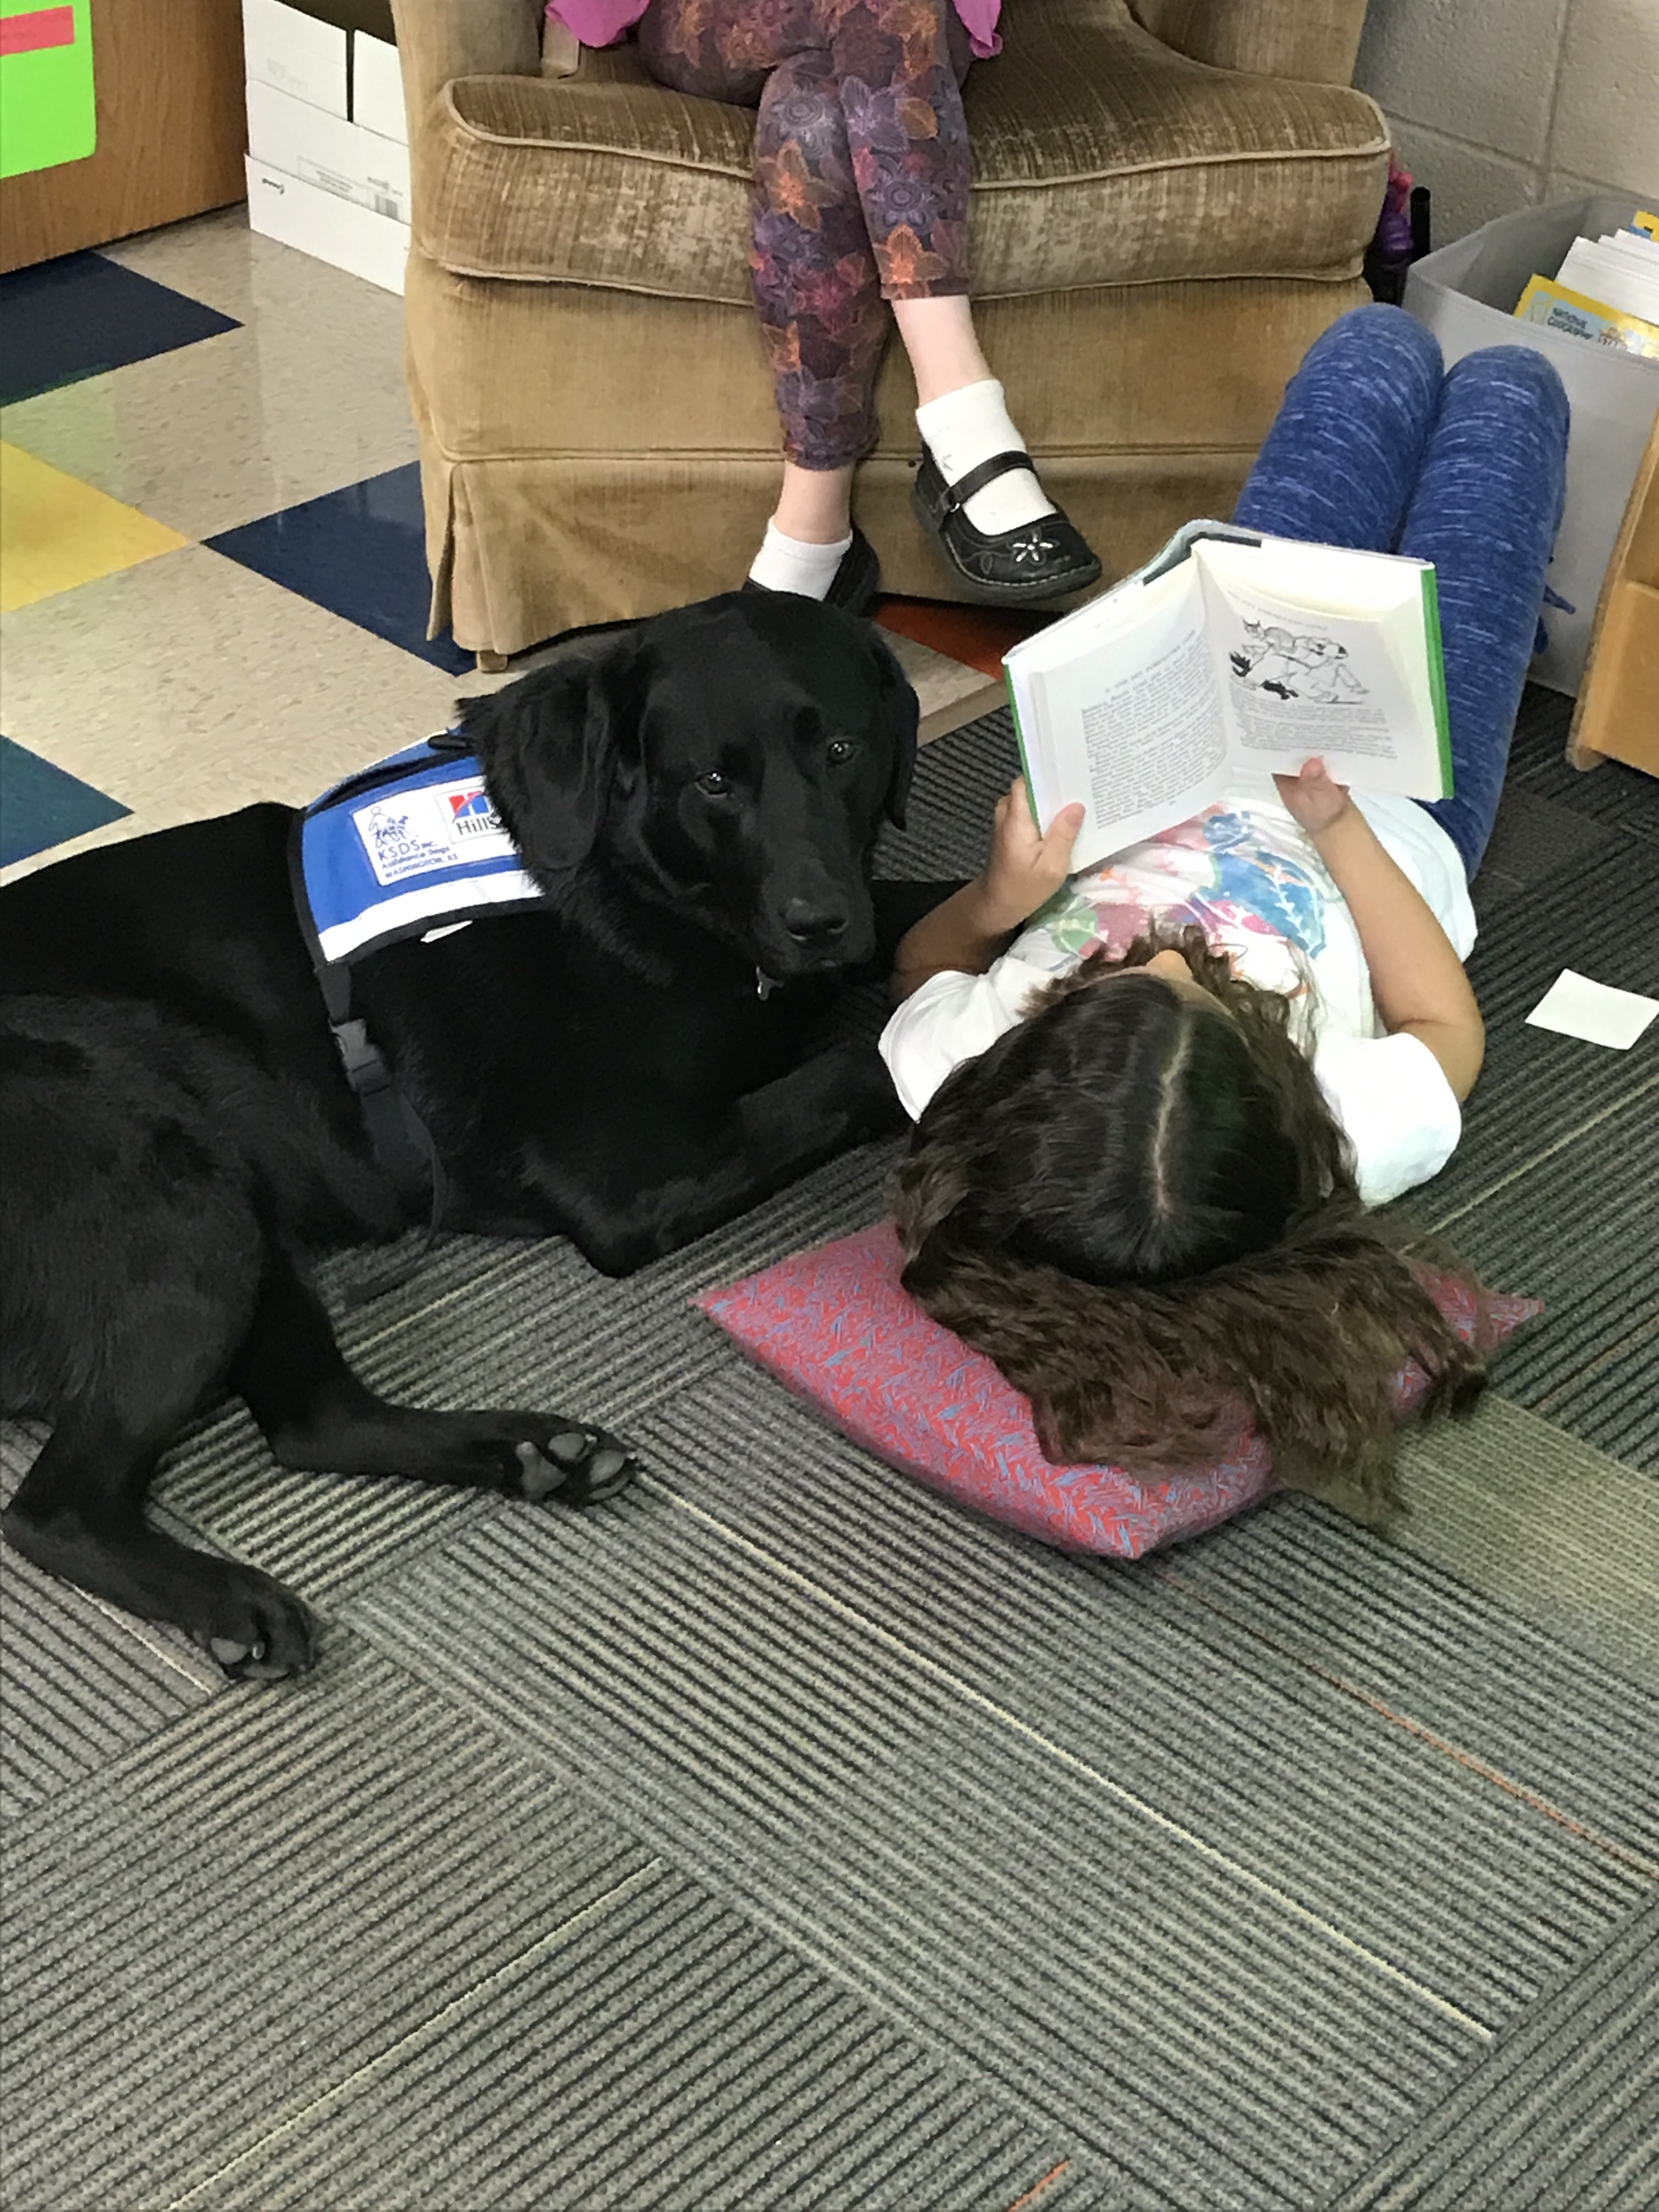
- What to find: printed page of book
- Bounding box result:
[1018,558,1233,870]
[1193,537,1451,798]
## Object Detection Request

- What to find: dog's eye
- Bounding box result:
[826,738,857,765]
[695,769,730,797]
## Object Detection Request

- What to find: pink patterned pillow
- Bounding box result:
[695,1223,1541,1559]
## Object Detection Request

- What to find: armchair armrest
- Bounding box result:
[390,0,543,124]
[1129,0,1370,85]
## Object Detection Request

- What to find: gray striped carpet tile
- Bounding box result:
[1451,832,1659,1048]
[138,1146,900,1608]
[0,1424,222,1819]
[1385,1393,1659,1689]
[1458,830,1659,1029]
[181,1863,1096,2212]
[680,1374,1638,1983]
[875,706,1020,882]
[1409,1087,1659,1466]
[1330,1888,1659,2212]
[1132,1493,1659,1859]
[1507,683,1659,848]
[345,1520,1490,2212]
[306,1216,540,1333]
[1521,1317,1659,1474]
[591,1376,1656,2013]
[332,1368,1657,2195]
[1469,782,1623,918]
[0,1547,218,1823]
[1404,848,1659,1222]
[0,1634,668,2212]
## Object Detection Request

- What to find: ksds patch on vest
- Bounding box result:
[356,774,515,886]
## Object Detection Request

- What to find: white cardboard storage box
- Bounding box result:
[352,30,405,144]
[246,76,409,222]
[245,154,409,294]
[244,0,347,117]
[1405,194,1659,696]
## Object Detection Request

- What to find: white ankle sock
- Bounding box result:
[748,522,854,599]
[915,379,1056,537]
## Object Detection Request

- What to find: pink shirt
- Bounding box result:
[545,0,1002,61]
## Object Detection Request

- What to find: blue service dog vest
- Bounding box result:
[295,736,545,969]
[291,736,546,1228]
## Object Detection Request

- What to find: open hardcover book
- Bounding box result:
[1003,521,1452,872]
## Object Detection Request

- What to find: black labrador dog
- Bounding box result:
[0,592,932,1681]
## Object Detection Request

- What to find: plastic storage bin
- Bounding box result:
[1405,194,1659,694]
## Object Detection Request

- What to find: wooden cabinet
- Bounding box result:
[0,0,246,273]
[1569,411,1659,780]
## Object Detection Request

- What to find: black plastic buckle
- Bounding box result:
[331,1018,394,1097]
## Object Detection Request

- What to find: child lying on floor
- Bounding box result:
[876,306,1570,1510]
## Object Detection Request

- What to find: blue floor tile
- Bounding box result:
[0,252,240,405]
[0,736,131,868]
[204,464,472,676]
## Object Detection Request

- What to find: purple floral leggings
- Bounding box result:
[637,0,974,469]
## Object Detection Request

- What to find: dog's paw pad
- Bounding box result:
[514,1438,567,1502]
[535,1424,637,1506]
[585,1445,634,1500]
[200,1630,302,1684]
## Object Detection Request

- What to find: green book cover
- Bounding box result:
[1419,564,1453,800]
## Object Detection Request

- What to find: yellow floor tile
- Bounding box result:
[1,442,190,614]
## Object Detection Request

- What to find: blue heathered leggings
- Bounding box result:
[1233,304,1570,877]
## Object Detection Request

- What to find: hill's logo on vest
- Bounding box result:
[448,786,504,839]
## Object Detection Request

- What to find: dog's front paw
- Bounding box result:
[508,1421,636,1508]
[300,1405,637,1505]
[832,1043,907,1141]
[188,1560,319,1683]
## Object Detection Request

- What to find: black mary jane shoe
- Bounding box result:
[742,525,881,617]
[913,448,1103,606]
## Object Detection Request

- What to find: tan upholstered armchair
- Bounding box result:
[391,0,1386,658]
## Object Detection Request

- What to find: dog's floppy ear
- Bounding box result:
[458,628,646,879]
[870,629,919,830]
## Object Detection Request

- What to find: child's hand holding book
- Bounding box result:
[981,777,1086,933]
[1272,757,1353,834]
[889,777,1085,1001]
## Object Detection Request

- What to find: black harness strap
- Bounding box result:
[289,804,453,1305]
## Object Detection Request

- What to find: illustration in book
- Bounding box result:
[1227,623,1371,706]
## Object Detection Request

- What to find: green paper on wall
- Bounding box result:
[0,1,97,180]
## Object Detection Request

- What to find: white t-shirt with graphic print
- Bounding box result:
[879,781,1476,1207]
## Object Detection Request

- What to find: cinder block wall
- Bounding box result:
[1354,0,1659,244]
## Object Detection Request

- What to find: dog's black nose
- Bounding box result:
[782,899,849,946]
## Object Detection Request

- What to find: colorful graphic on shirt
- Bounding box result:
[1019,802,1335,972]
[1197,809,1329,956]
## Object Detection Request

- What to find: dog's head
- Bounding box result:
[459,592,918,981]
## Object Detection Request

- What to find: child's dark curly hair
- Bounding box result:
[890,925,1491,1515]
